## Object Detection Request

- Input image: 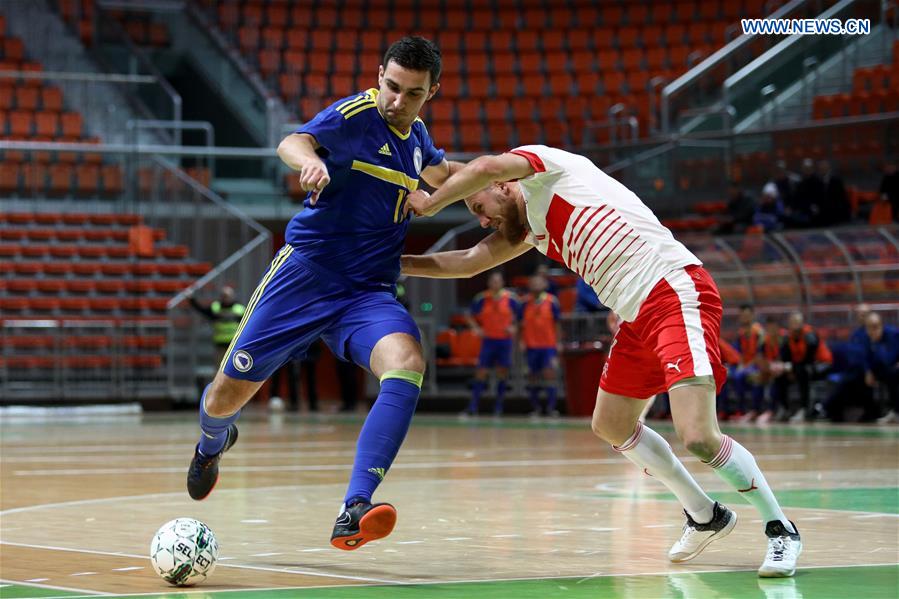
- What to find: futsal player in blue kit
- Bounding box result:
[186,37,461,551]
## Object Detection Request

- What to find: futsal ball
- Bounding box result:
[150,518,218,586]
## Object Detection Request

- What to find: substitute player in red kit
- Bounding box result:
[400,145,801,577]
[521,273,562,417]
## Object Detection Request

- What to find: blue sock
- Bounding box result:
[495,380,508,414]
[197,385,240,456]
[469,379,485,412]
[546,385,558,411]
[343,370,422,505]
[527,385,541,410]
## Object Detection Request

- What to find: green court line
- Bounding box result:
[578,486,899,514]
[0,584,86,598]
[3,565,897,599]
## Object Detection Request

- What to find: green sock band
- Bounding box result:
[380,369,423,388]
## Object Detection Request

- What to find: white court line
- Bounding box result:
[14,562,899,599]
[0,577,109,595]
[70,572,97,577]
[11,454,809,477]
[111,567,143,572]
[0,541,402,585]
[2,447,469,463]
[0,438,349,455]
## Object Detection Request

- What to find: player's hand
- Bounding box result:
[298,160,330,205]
[404,189,433,218]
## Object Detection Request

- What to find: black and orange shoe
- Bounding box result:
[330,500,397,551]
[186,424,238,501]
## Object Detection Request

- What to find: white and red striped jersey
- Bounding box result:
[510,145,701,322]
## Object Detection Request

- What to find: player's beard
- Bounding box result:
[496,196,528,242]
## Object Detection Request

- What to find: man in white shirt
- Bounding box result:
[401,145,801,578]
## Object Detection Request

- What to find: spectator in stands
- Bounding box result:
[717,337,743,420]
[575,278,603,313]
[718,182,756,234]
[771,159,799,207]
[772,312,831,422]
[731,305,766,422]
[826,312,899,423]
[753,182,785,232]
[851,303,873,344]
[815,160,851,226]
[187,285,245,374]
[534,263,560,296]
[862,313,899,424]
[755,316,784,425]
[521,274,562,418]
[785,158,821,228]
[465,271,521,416]
[878,159,899,223]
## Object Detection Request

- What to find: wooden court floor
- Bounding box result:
[1,412,897,599]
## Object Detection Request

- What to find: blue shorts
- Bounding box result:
[526,348,558,373]
[478,338,513,369]
[220,245,420,381]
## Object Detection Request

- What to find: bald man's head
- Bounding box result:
[865,312,884,343]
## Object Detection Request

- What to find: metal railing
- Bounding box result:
[724,0,886,129]
[0,69,179,145]
[0,141,271,402]
[185,0,289,147]
[661,0,823,133]
[601,111,899,207]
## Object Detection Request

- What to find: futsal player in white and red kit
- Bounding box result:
[401,145,802,577]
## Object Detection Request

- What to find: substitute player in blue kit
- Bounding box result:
[186,37,461,551]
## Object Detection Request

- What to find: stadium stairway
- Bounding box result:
[1,0,164,145]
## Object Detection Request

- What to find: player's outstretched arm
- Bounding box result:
[420,159,467,188]
[277,133,331,204]
[401,231,532,279]
[406,153,535,218]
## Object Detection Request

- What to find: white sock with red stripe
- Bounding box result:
[705,435,795,533]
[614,422,715,523]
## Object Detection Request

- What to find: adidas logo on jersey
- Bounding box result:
[378,143,391,156]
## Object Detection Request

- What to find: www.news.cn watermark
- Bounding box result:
[741,18,871,35]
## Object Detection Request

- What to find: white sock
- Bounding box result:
[614,422,715,523]
[705,435,795,533]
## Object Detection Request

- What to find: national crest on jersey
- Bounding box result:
[287,89,445,288]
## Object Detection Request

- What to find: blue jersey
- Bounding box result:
[288,89,445,288]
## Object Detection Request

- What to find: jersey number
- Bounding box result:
[393,189,407,224]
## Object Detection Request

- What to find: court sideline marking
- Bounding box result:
[3,562,898,599]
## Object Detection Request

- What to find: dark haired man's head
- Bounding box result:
[377,37,441,132]
[487,271,505,292]
[738,304,755,327]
